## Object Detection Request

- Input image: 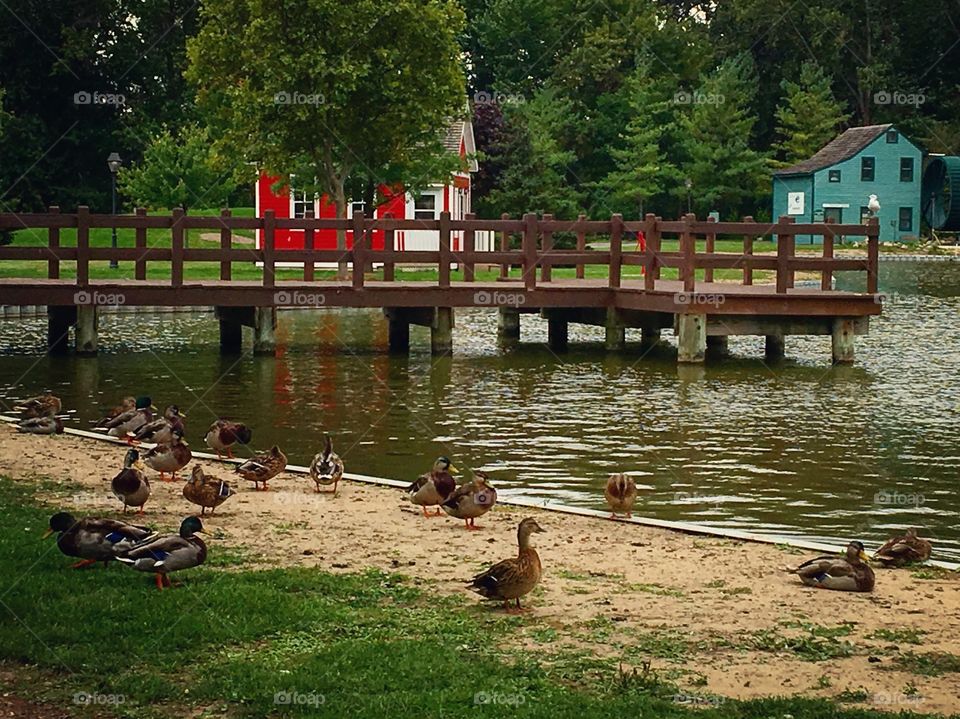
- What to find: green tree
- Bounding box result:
[773,61,849,167]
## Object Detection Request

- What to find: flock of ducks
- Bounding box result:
[10,393,940,605]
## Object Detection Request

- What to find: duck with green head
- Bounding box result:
[44,511,154,569]
[117,516,208,590]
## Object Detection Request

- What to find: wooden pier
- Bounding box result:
[0,209,882,363]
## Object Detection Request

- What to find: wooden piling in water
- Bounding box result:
[431,307,454,355]
[677,313,706,363]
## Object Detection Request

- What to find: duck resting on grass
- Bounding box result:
[467,517,545,612]
[143,429,192,482]
[407,456,458,517]
[794,541,875,592]
[204,419,253,460]
[92,396,136,427]
[604,473,637,519]
[235,445,287,491]
[130,404,186,445]
[17,416,64,435]
[117,516,207,590]
[13,394,61,419]
[111,448,151,515]
[309,435,344,495]
[97,395,156,441]
[182,465,236,516]
[442,470,497,529]
[873,527,932,566]
[44,512,154,569]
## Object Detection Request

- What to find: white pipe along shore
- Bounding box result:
[3,414,957,572]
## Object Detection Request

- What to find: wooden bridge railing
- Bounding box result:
[0,208,881,296]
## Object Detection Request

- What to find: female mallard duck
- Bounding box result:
[130,404,186,444]
[467,517,546,611]
[874,527,932,566]
[92,396,136,427]
[407,457,458,517]
[183,465,236,516]
[795,541,875,592]
[309,435,344,494]
[117,516,207,590]
[43,511,154,569]
[604,473,637,519]
[442,471,497,529]
[17,416,64,435]
[143,429,192,481]
[14,394,61,419]
[97,395,155,441]
[204,419,253,459]
[235,445,287,491]
[111,448,151,514]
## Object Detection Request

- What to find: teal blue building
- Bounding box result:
[772,124,923,242]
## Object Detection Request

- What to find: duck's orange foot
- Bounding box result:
[69,559,97,569]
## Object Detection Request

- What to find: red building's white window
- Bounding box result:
[414,194,437,220]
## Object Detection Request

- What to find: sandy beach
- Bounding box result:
[1,424,958,715]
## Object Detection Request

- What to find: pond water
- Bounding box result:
[1,261,958,560]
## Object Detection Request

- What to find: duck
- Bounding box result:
[182,465,236,516]
[467,517,546,611]
[604,473,637,519]
[43,511,154,569]
[795,541,875,592]
[143,429,192,481]
[117,516,208,590]
[14,394,61,419]
[130,405,186,445]
[235,445,287,491]
[407,456,458,517]
[442,470,497,529]
[92,396,136,427]
[309,435,344,494]
[111,447,151,514]
[17,416,64,435]
[873,527,932,566]
[97,395,156,441]
[204,419,253,459]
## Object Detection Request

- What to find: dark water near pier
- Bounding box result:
[1,261,958,560]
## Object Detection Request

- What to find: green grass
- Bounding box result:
[867,628,926,645]
[0,476,944,718]
[891,652,960,677]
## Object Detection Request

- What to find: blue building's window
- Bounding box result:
[886,130,899,143]
[899,207,913,232]
[828,169,841,182]
[861,157,875,181]
[900,157,914,182]
[824,207,843,223]
[860,206,870,221]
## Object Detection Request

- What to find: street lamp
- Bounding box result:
[684,177,693,215]
[107,152,122,269]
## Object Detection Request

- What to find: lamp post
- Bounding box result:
[107,152,122,269]
[684,177,692,215]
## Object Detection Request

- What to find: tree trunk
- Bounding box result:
[332,181,348,280]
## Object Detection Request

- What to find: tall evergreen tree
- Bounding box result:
[773,61,849,167]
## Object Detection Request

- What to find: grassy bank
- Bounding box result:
[0,476,944,719]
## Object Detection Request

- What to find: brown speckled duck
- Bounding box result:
[795,541,875,592]
[92,396,136,427]
[874,527,932,566]
[183,465,236,516]
[130,405,186,445]
[309,435,344,494]
[407,456,458,517]
[604,473,637,518]
[97,395,155,441]
[442,471,497,529]
[467,517,545,611]
[235,445,287,491]
[204,419,253,459]
[14,394,61,419]
[143,430,192,482]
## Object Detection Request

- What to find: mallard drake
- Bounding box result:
[442,470,497,529]
[97,395,156,441]
[111,448,151,514]
[467,517,545,611]
[130,404,186,444]
[407,457,458,517]
[92,396,136,427]
[14,394,61,419]
[117,516,208,590]
[309,435,344,494]
[795,541,875,592]
[43,511,154,569]
[605,473,637,518]
[204,419,253,459]
[17,416,64,435]
[874,527,932,566]
[143,429,192,481]
[182,465,236,516]
[235,445,287,491]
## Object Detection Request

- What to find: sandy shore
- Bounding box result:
[1,424,958,715]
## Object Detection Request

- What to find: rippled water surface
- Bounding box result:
[1,261,958,560]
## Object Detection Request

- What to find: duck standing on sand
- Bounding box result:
[467,517,545,611]
[117,516,208,590]
[794,541,875,592]
[204,419,253,459]
[14,394,61,419]
[874,527,932,566]
[604,473,637,519]
[130,405,186,445]
[111,448,151,515]
[43,511,154,569]
[407,457,458,517]
[309,435,344,495]
[143,430,192,481]
[235,445,287,491]
[183,465,236,516]
[97,396,155,441]
[442,471,497,529]
[17,416,64,435]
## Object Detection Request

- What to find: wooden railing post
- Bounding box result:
[866,217,880,295]
[219,208,232,281]
[463,212,476,282]
[680,213,696,293]
[262,209,275,289]
[775,215,795,294]
[609,214,623,289]
[499,212,510,280]
[171,208,185,288]
[742,216,754,286]
[522,213,538,291]
[575,213,586,279]
[821,217,835,291]
[704,215,716,283]
[540,213,553,282]
[352,209,366,289]
[47,206,60,280]
[303,206,315,282]
[383,225,395,282]
[438,210,451,288]
[134,208,148,280]
[76,206,90,287]
[643,213,659,291]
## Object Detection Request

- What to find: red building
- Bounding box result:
[255,119,477,252]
